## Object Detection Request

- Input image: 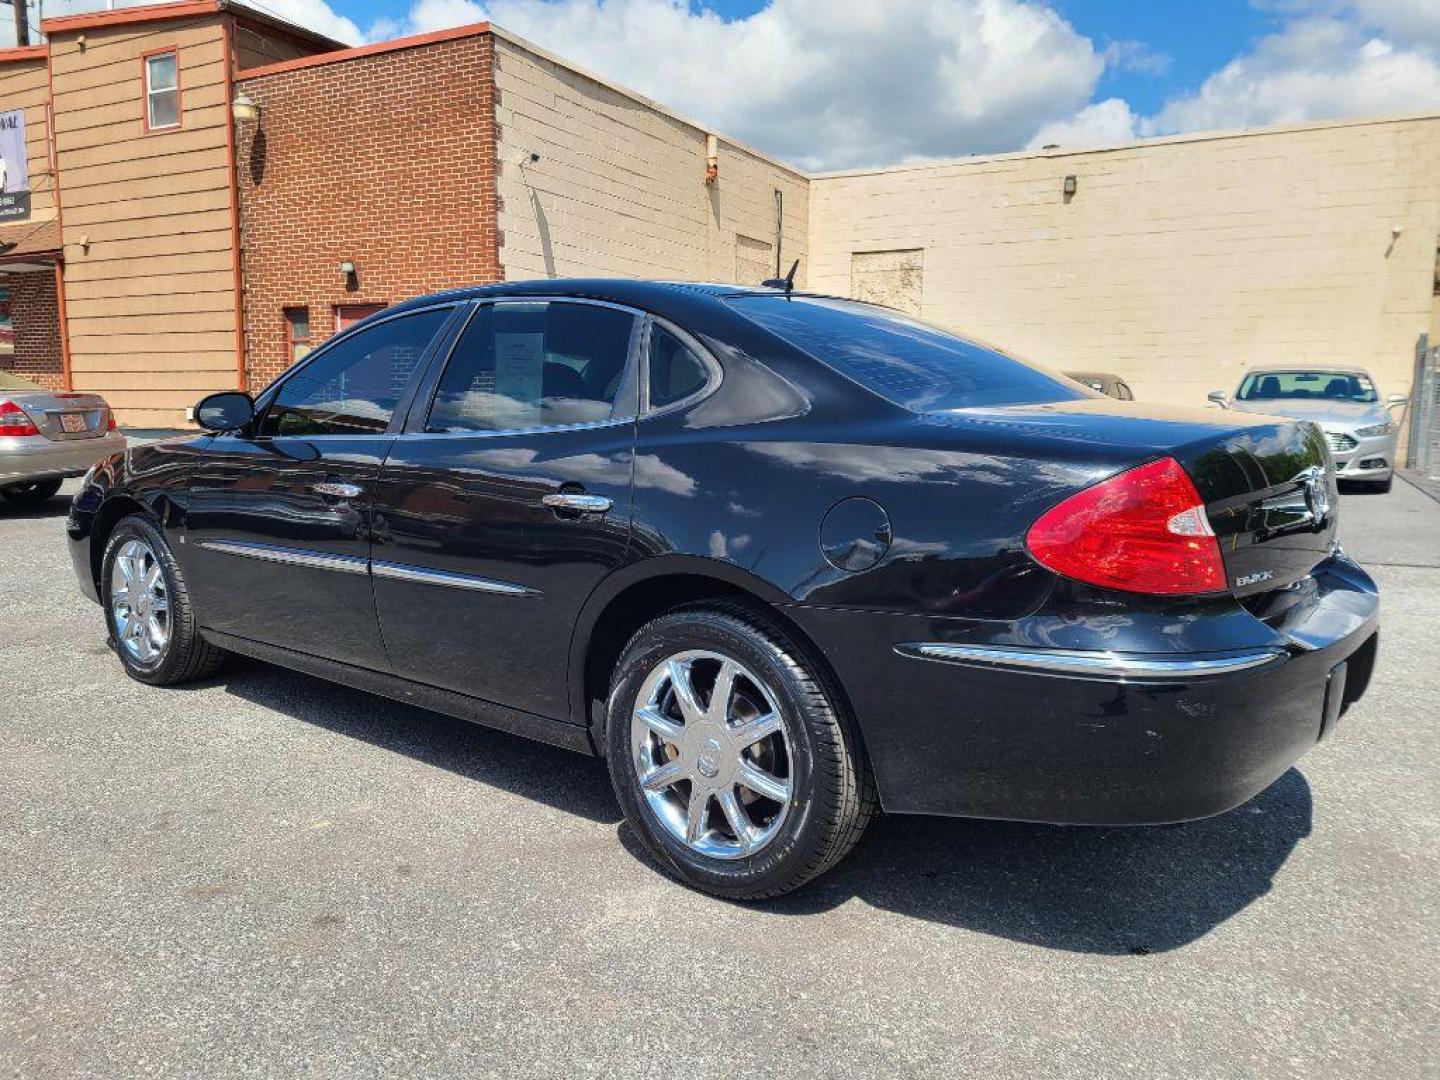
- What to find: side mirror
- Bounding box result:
[194,391,255,432]
[1207,390,1229,408]
[1386,393,1409,408]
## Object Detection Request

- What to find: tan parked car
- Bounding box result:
[0,371,126,505]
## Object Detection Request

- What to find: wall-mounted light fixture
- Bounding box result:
[339,260,357,290]
[231,90,261,124]
[1063,174,1078,198]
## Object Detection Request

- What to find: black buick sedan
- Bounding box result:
[68,280,1379,898]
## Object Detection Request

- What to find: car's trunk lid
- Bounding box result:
[4,390,113,441]
[1173,419,1336,598]
[934,398,1337,598]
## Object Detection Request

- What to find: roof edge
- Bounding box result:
[42,0,220,34]
[812,108,1440,180]
[488,25,812,180]
[237,21,490,79]
[0,45,48,63]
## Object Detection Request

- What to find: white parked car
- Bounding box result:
[0,371,126,505]
[1209,367,1407,492]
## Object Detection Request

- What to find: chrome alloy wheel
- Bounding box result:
[110,539,170,663]
[630,649,794,860]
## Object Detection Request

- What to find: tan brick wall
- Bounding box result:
[493,31,809,287]
[236,33,500,393]
[48,16,240,427]
[808,114,1440,409]
[1,269,63,389]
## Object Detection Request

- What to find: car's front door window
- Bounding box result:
[261,308,451,437]
[426,301,639,433]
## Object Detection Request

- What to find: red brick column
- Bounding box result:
[0,268,64,390]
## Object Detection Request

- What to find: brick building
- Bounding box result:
[0,0,1437,425]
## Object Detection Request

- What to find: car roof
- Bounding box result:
[385,278,804,317]
[1241,365,1373,377]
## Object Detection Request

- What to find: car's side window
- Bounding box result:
[259,308,450,437]
[427,301,638,432]
[647,323,710,408]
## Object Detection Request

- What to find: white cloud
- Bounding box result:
[1027,97,1139,149]
[1149,12,1440,134]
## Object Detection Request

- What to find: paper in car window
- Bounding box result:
[495,332,544,405]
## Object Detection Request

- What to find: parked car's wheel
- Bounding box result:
[101,515,227,686]
[1,478,63,504]
[607,603,875,899]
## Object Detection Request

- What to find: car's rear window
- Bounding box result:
[726,295,1084,412]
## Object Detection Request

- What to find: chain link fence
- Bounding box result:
[1407,334,1440,477]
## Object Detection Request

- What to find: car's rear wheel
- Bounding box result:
[1,478,63,504]
[101,515,226,686]
[606,603,875,899]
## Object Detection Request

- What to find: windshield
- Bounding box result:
[727,295,1085,412]
[1236,370,1376,404]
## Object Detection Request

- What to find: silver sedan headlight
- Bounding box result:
[1354,421,1395,438]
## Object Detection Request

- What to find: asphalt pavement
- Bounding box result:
[1,478,1436,1079]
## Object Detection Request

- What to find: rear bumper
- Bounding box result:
[790,556,1378,825]
[0,431,127,485]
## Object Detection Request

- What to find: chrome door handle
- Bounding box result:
[312,481,364,499]
[542,492,612,514]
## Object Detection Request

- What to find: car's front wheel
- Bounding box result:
[1,478,63,504]
[101,515,227,686]
[606,603,875,899]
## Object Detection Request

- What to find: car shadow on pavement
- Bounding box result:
[208,656,1311,951]
[0,494,72,520]
[214,657,623,825]
[744,767,1314,954]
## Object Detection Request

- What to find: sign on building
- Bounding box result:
[0,110,31,223]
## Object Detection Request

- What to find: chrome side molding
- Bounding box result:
[370,560,541,597]
[893,642,1285,681]
[200,540,540,597]
[199,539,369,575]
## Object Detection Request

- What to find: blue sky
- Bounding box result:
[13,0,1440,169]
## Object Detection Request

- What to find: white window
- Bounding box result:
[144,51,180,131]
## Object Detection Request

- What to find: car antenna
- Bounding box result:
[761,259,800,295]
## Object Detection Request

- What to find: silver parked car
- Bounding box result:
[1209,367,1407,492]
[0,371,126,506]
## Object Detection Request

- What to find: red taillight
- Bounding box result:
[0,399,40,438]
[1026,456,1227,596]
[106,411,117,431]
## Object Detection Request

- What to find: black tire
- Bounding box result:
[1,477,63,504]
[100,514,227,686]
[606,602,875,899]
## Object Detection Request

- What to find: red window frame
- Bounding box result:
[283,306,311,367]
[140,46,182,134]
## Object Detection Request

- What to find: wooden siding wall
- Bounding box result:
[0,56,58,228]
[49,16,237,427]
[493,34,809,287]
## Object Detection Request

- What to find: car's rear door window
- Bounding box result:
[259,308,451,437]
[727,295,1082,412]
[647,323,711,408]
[426,301,639,432]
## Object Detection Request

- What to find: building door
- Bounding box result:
[184,305,456,669]
[371,299,640,720]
